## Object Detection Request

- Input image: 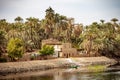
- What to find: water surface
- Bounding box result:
[0,69,120,80]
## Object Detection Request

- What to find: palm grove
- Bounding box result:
[0,7,120,61]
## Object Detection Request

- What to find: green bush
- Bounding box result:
[7,38,24,61]
[0,57,7,62]
[39,45,54,56]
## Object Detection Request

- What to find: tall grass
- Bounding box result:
[88,65,106,72]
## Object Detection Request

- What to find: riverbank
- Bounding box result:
[0,56,118,75]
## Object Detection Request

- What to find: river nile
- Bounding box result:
[0,68,120,80]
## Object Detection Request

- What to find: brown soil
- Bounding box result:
[0,56,117,75]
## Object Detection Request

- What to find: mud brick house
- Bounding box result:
[42,39,78,58]
[61,43,78,58]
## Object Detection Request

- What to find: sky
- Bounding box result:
[0,0,120,25]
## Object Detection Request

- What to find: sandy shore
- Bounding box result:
[0,56,117,75]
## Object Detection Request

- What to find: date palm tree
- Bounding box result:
[45,7,55,38]
[14,16,23,22]
[0,19,9,33]
[100,19,105,24]
[111,18,118,23]
[80,22,100,56]
[26,17,39,39]
[0,30,6,56]
[111,18,119,31]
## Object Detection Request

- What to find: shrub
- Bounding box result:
[39,45,54,56]
[7,38,24,61]
[88,65,106,72]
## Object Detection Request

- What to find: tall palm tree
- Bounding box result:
[14,16,23,22]
[26,17,39,40]
[100,19,105,24]
[111,18,118,23]
[25,17,40,49]
[45,7,55,38]
[111,18,119,31]
[0,19,9,32]
[53,13,60,39]
[14,16,24,34]
[66,18,74,42]
[0,30,6,55]
[80,22,100,56]
[73,24,83,37]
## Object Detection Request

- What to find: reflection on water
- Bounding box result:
[0,69,120,80]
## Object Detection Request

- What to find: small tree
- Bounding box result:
[39,45,54,56]
[7,38,24,61]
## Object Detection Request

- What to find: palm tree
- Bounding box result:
[26,17,39,41]
[14,16,23,22]
[6,17,24,40]
[25,17,40,49]
[0,30,6,56]
[100,19,105,24]
[111,18,118,23]
[80,22,100,56]
[45,7,55,38]
[0,19,9,32]
[53,13,60,39]
[66,18,74,42]
[73,24,83,37]
[14,16,24,35]
[111,18,119,31]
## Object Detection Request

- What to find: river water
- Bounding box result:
[0,68,120,80]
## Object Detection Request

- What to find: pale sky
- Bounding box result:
[0,0,120,25]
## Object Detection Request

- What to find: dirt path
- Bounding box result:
[0,56,117,75]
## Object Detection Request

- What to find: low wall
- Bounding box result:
[0,57,117,75]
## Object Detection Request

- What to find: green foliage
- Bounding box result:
[0,30,6,57]
[39,45,54,56]
[0,30,5,45]
[7,38,24,61]
[80,20,120,58]
[88,65,106,72]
